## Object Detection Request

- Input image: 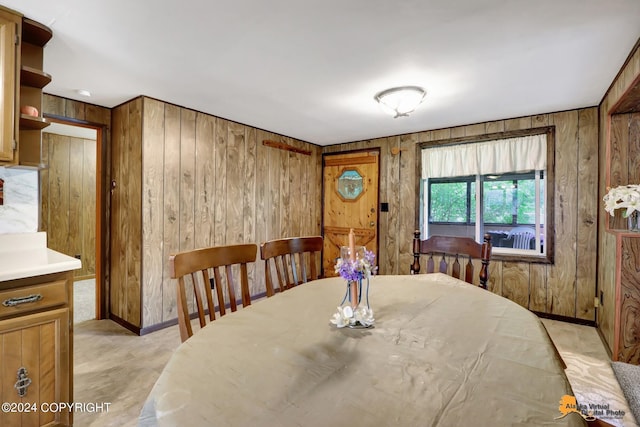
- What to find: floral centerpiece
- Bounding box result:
[330,229,377,328]
[603,184,640,231]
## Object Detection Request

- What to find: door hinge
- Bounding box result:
[594,297,599,308]
[11,140,16,150]
[15,34,19,45]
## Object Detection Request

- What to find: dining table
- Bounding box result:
[139,273,585,426]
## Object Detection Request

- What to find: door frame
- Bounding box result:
[44,115,108,320]
[321,148,381,275]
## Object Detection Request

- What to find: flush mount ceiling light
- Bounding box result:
[374,86,426,118]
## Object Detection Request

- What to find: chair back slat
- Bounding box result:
[410,231,492,289]
[169,243,257,342]
[260,236,323,296]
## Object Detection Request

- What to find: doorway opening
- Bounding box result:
[41,119,106,321]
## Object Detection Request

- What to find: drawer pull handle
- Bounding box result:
[14,367,32,397]
[2,294,43,307]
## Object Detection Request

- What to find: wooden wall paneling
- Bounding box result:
[40,134,96,280]
[629,113,640,183]
[314,146,323,262]
[244,127,259,293]
[64,99,85,121]
[126,98,142,327]
[266,132,279,240]
[529,264,547,312]
[225,122,246,298]
[576,108,598,321]
[142,98,165,326]
[376,138,389,274]
[255,129,269,278]
[450,126,465,139]
[547,111,579,317]
[462,123,486,137]
[599,232,616,350]
[214,118,228,246]
[40,134,49,232]
[42,94,65,116]
[110,104,126,320]
[179,108,196,253]
[300,139,311,236]
[502,262,530,308]
[618,237,640,363]
[608,114,628,231]
[289,142,302,237]
[387,137,401,274]
[399,133,417,273]
[532,114,549,128]
[225,122,245,245]
[486,252,503,295]
[82,138,97,278]
[194,112,215,249]
[278,138,290,238]
[504,117,532,131]
[48,135,70,258]
[162,104,181,321]
[85,103,110,125]
[68,137,83,275]
[430,129,451,141]
[609,114,628,187]
[485,120,505,134]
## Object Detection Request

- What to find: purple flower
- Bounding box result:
[334,249,377,281]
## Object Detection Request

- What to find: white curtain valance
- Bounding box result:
[421,134,547,179]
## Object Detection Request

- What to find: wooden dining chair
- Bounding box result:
[260,236,323,297]
[410,230,492,289]
[169,243,257,342]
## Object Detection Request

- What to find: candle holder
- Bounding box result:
[330,245,377,329]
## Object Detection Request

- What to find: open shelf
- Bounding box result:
[20,66,51,88]
[19,114,50,130]
[21,18,52,47]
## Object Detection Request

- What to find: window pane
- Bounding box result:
[516,179,536,224]
[483,180,515,224]
[430,182,467,222]
[470,182,476,223]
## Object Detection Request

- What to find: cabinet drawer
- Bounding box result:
[0,280,67,318]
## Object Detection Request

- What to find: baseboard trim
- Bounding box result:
[108,313,141,335]
[137,291,271,336]
[534,311,596,327]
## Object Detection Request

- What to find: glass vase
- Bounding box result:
[629,211,640,232]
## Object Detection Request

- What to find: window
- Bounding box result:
[419,128,554,262]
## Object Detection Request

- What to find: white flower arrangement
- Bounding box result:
[603,184,640,217]
[329,305,375,328]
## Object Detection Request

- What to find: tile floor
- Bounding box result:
[70,315,635,427]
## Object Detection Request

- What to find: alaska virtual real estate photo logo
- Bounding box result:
[556,395,625,422]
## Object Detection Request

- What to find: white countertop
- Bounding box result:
[0,232,82,282]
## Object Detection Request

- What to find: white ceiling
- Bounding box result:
[5,0,640,145]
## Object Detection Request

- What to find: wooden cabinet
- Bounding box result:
[0,7,19,164]
[0,272,73,427]
[0,5,52,167]
[600,68,640,363]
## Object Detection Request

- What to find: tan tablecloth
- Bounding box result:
[140,274,585,427]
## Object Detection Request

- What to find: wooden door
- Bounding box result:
[322,150,379,276]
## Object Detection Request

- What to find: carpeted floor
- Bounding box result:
[612,361,640,425]
[74,278,96,323]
